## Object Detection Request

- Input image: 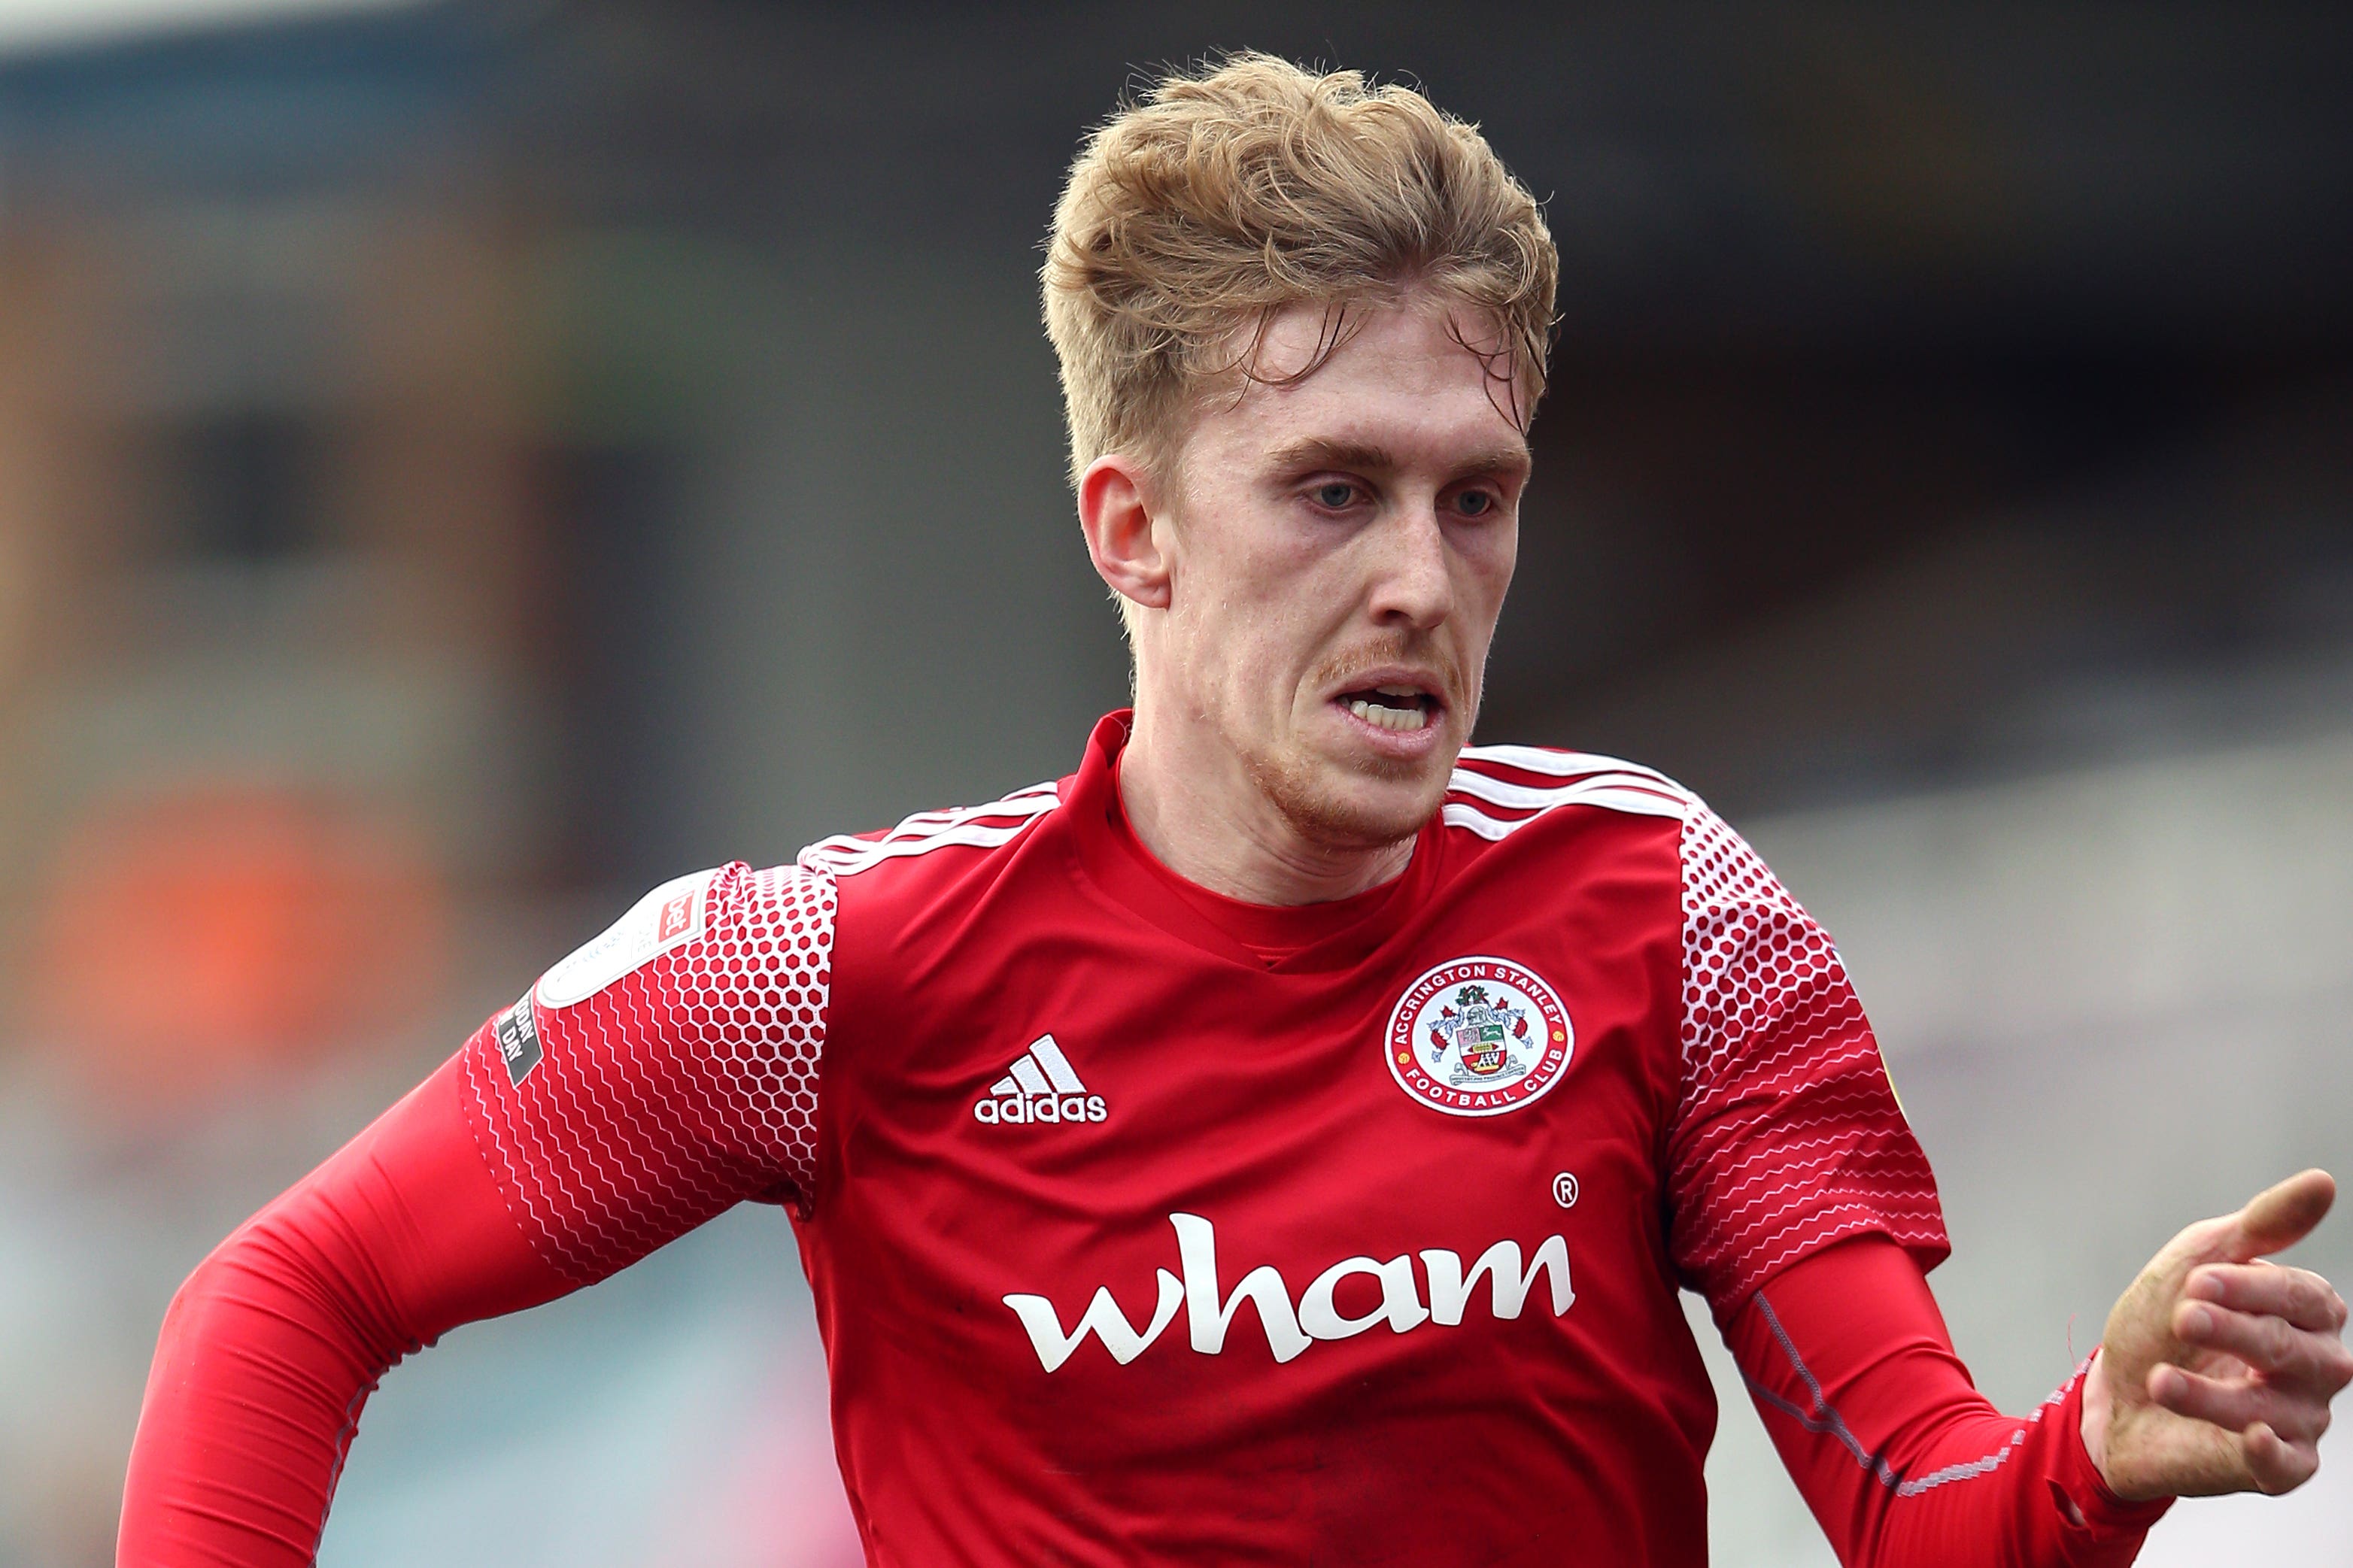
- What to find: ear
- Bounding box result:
[1077,453,1173,612]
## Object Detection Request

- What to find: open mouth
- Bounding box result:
[1339,684,1440,734]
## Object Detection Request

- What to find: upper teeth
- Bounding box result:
[1349,696,1430,732]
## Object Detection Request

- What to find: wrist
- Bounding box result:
[2079,1345,2114,1490]
[2069,1349,2173,1524]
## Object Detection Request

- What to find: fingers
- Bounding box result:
[2150,1362,2336,1444]
[2175,1297,2353,1391]
[2230,1169,2336,1261]
[2186,1263,2351,1334]
[2242,1421,2322,1495]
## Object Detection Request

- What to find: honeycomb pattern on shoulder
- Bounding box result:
[1668,805,1948,1315]
[462,860,835,1284]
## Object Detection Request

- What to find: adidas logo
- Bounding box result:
[974,1034,1108,1126]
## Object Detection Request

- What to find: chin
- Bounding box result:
[1252,748,1452,851]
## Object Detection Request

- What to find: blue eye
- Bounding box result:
[1312,482,1356,509]
[1456,490,1495,517]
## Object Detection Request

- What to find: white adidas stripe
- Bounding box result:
[1458,744,1678,784]
[864,781,1061,836]
[1447,765,1690,814]
[989,1033,1085,1096]
[1441,772,1693,840]
[1026,1034,1084,1091]
[805,783,1061,876]
[1444,748,1695,839]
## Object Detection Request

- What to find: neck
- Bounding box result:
[1118,701,1416,907]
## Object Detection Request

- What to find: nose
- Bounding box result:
[1368,501,1456,630]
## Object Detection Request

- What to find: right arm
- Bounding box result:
[119,1053,570,1567]
[118,860,836,1566]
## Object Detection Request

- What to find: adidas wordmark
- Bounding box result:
[975,1034,1108,1125]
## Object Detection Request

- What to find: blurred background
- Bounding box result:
[0,2,2345,1563]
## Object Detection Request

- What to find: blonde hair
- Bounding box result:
[1043,53,1559,489]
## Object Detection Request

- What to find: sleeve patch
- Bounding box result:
[534,869,715,1009]
[461,860,838,1279]
[493,990,542,1085]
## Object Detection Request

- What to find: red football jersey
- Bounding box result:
[460,711,1947,1566]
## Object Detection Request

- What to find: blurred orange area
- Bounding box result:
[25,783,447,1105]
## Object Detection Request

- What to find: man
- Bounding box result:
[120,55,2346,1566]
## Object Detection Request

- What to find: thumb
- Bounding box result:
[2227,1169,2336,1262]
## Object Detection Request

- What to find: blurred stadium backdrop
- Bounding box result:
[0,2,2347,1563]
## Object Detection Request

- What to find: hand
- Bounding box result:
[2084,1169,2352,1500]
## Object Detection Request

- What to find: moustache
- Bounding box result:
[1310,641,1467,707]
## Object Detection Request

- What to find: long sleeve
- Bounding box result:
[1729,1236,2172,1566]
[118,1051,572,1566]
[120,858,838,1565]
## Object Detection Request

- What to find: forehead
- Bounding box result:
[1188,297,1531,471]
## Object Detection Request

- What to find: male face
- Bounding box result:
[1119,293,1531,853]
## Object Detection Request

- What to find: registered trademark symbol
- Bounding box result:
[1551,1172,1579,1208]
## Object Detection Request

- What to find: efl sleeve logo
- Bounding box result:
[534,869,716,1010]
[493,989,542,1086]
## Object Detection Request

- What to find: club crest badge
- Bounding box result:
[1385,955,1572,1117]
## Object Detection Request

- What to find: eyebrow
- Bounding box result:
[1265,436,1532,481]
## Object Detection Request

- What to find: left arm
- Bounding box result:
[1730,1172,2350,1568]
[1730,1236,2167,1568]
[1670,799,2349,1562]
